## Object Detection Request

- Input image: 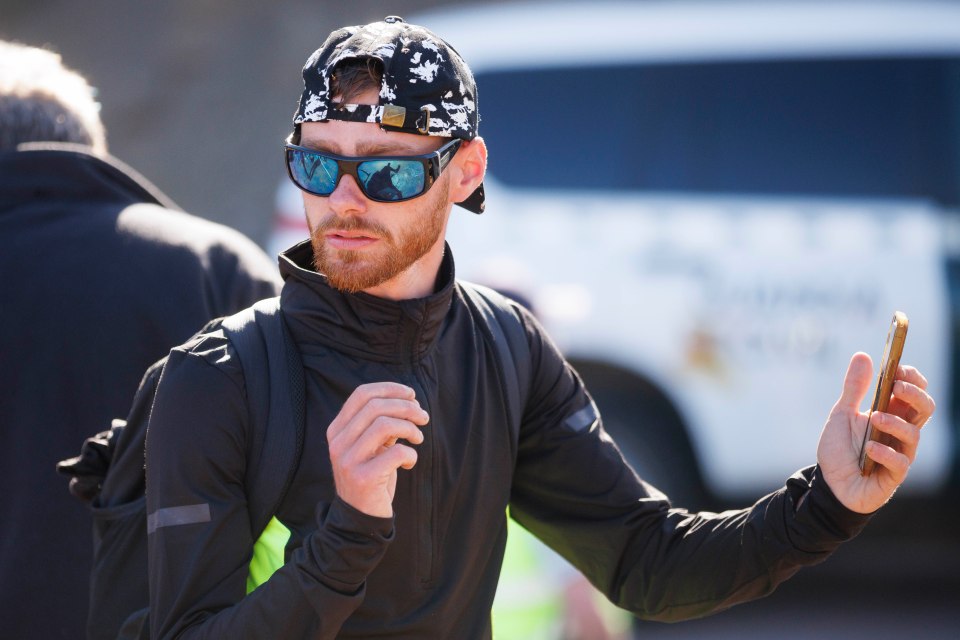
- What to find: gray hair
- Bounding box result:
[0,40,107,153]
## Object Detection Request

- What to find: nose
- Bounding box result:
[328,173,368,215]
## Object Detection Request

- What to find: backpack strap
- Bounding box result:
[459,282,531,434]
[221,297,305,537]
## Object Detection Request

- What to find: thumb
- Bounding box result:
[837,352,873,411]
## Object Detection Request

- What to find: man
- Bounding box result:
[0,40,281,639]
[145,17,935,639]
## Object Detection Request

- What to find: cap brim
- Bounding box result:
[456,182,485,214]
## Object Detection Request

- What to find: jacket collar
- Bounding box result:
[0,143,178,211]
[278,240,456,365]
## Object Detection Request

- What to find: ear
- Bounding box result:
[449,137,487,204]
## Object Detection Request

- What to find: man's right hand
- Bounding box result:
[326,382,429,517]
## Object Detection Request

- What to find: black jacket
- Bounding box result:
[0,145,281,639]
[146,241,870,639]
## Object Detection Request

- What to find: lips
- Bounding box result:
[325,230,378,250]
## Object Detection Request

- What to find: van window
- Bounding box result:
[478,57,960,205]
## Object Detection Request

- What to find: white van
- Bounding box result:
[271,1,960,505]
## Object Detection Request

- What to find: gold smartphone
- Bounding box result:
[859,311,909,476]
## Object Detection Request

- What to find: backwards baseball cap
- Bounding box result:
[293,16,484,214]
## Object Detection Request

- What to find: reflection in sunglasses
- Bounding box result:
[285,137,460,203]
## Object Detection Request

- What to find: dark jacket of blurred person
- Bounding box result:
[0,40,282,638]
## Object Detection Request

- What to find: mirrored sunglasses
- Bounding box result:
[284,137,462,203]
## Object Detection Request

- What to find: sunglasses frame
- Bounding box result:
[284,136,462,204]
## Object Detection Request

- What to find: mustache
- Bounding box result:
[315,215,393,241]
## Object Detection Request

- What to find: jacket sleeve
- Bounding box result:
[146,336,393,639]
[507,310,871,622]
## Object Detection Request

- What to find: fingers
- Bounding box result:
[887,368,936,428]
[869,411,920,462]
[862,438,910,484]
[341,415,426,463]
[329,383,428,453]
[894,379,935,422]
[327,382,419,440]
[331,396,429,451]
[326,382,430,517]
[376,441,419,471]
[896,364,928,391]
[837,352,873,411]
[866,366,934,482]
[336,437,420,490]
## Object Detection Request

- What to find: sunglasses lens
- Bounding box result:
[358,160,426,201]
[287,148,339,195]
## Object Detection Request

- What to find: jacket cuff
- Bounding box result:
[785,465,872,554]
[306,497,395,594]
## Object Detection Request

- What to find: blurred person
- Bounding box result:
[493,518,630,639]
[0,40,281,638]
[144,16,934,639]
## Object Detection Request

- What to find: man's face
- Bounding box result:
[297,116,453,300]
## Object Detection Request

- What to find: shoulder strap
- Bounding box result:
[459,282,531,432]
[221,297,305,537]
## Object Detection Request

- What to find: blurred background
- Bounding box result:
[4,0,959,637]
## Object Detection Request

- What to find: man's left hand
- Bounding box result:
[817,352,935,514]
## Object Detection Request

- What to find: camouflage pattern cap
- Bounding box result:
[293,16,484,212]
